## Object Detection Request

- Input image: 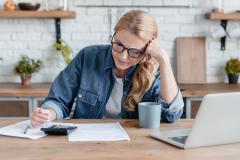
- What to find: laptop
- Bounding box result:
[151,92,240,149]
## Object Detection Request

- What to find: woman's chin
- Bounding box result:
[115,64,129,71]
[113,58,131,71]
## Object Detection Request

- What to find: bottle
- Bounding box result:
[58,0,68,11]
[63,0,68,11]
[217,0,223,12]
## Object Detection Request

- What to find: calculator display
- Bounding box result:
[51,125,73,129]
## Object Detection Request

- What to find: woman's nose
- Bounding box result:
[120,49,129,59]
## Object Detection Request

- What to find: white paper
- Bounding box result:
[68,122,130,141]
[0,120,46,139]
[0,120,76,140]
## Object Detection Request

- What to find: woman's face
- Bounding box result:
[111,30,148,72]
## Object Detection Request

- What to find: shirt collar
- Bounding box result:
[124,65,137,81]
[104,45,114,70]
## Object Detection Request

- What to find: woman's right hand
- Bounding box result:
[31,107,53,128]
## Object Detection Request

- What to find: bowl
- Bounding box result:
[18,3,41,11]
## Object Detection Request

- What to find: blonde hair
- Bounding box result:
[114,10,159,111]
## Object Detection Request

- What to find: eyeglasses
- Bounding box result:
[111,33,150,59]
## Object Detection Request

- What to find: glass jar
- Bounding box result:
[42,0,59,11]
[42,0,49,11]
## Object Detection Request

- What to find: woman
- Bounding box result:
[31,10,184,127]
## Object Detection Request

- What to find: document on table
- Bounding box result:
[68,122,130,142]
[0,120,75,140]
[0,120,46,139]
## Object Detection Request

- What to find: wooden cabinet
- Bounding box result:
[179,83,240,118]
[0,83,50,118]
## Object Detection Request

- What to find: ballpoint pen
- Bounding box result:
[23,125,30,134]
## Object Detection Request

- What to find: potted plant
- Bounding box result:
[225,58,240,84]
[14,55,43,86]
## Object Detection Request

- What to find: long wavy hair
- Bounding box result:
[114,10,159,111]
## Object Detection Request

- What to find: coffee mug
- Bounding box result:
[227,25,240,38]
[138,102,161,128]
[210,25,226,39]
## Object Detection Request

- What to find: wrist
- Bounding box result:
[157,54,171,68]
[48,109,57,121]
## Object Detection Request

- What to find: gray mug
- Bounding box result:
[138,102,161,128]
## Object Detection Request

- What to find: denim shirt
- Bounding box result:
[42,45,184,122]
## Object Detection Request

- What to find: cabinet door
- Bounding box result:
[0,101,28,117]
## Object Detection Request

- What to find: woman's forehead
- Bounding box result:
[115,30,147,49]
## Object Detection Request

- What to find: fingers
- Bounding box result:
[148,36,156,44]
[31,107,51,128]
[38,108,50,117]
[35,108,50,120]
[145,37,167,61]
[143,39,154,57]
[145,54,152,62]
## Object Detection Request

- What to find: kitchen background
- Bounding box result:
[0,0,240,83]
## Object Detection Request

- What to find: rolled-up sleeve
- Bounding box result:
[41,101,64,119]
[150,72,184,123]
[158,89,184,123]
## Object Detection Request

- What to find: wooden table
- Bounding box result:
[179,83,240,118]
[0,119,239,160]
[0,83,50,117]
[1,83,240,119]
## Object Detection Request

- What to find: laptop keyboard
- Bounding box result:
[168,136,188,144]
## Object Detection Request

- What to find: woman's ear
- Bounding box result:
[144,54,152,63]
[139,54,152,64]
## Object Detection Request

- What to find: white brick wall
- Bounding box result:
[0,0,240,83]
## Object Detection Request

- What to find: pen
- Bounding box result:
[23,125,30,134]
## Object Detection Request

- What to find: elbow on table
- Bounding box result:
[161,108,183,123]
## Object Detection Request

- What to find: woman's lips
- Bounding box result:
[118,59,128,65]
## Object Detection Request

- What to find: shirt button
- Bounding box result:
[79,94,82,98]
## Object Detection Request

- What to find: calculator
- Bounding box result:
[41,125,77,135]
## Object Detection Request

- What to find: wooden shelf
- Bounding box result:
[0,11,76,44]
[207,12,240,20]
[0,11,75,19]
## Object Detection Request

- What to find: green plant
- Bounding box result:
[54,39,73,64]
[225,58,240,75]
[14,55,43,78]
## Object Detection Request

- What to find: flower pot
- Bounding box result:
[227,74,239,84]
[21,75,32,86]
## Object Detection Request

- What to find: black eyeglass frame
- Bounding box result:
[111,32,151,59]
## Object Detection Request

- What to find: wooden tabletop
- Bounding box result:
[0,83,51,97]
[0,83,240,98]
[179,83,240,97]
[0,119,239,160]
